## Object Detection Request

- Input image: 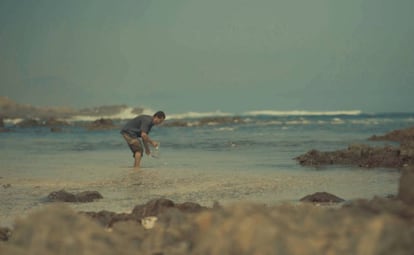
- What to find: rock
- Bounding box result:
[2,205,131,254]
[10,117,69,130]
[398,167,414,205]
[47,190,77,202]
[47,190,103,203]
[76,191,104,202]
[2,197,414,255]
[131,198,207,218]
[163,120,192,127]
[295,144,406,168]
[132,198,176,218]
[80,198,207,227]
[296,126,414,169]
[0,227,11,241]
[44,118,70,127]
[2,183,11,189]
[300,192,345,203]
[81,211,134,227]
[87,118,117,130]
[176,202,205,213]
[369,126,414,143]
[15,118,41,128]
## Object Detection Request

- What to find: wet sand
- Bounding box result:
[0,167,413,255]
[0,166,399,228]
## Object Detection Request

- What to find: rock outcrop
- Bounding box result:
[295,126,414,169]
[86,118,117,130]
[300,192,345,203]
[47,190,103,203]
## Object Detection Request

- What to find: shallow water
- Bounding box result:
[0,113,411,227]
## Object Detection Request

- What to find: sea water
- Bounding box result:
[1,112,413,227]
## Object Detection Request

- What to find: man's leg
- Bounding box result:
[122,133,143,169]
[134,151,142,169]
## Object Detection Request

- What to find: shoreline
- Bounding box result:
[1,126,414,254]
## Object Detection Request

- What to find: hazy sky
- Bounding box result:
[0,0,413,114]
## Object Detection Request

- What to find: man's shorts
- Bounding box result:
[121,132,143,157]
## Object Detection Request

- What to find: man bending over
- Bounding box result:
[120,111,165,169]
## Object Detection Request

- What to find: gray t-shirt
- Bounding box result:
[121,115,154,138]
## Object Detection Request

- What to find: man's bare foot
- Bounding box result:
[128,167,140,173]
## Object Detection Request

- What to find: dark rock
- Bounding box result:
[47,190,77,202]
[76,191,104,202]
[44,118,70,127]
[87,118,117,130]
[300,192,345,203]
[9,117,69,130]
[132,198,176,218]
[15,118,41,128]
[176,202,205,213]
[47,190,103,203]
[369,126,414,143]
[81,198,207,227]
[296,126,414,169]
[3,205,131,254]
[131,199,207,217]
[163,120,191,127]
[0,227,11,241]
[2,183,11,189]
[81,211,135,227]
[295,144,409,168]
[3,195,414,255]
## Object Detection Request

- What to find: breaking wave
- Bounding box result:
[167,111,233,120]
[242,110,362,116]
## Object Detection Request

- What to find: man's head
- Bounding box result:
[153,111,166,125]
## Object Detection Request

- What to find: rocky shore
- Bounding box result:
[295,126,414,169]
[1,127,414,254]
[0,96,143,120]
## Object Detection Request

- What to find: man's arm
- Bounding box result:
[141,132,158,155]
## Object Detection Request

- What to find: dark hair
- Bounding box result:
[154,111,166,119]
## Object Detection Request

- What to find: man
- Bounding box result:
[121,111,165,169]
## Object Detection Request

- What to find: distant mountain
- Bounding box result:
[0,96,143,120]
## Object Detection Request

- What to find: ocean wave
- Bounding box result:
[67,107,156,122]
[242,110,362,116]
[167,110,233,120]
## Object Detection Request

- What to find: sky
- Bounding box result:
[0,0,413,114]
